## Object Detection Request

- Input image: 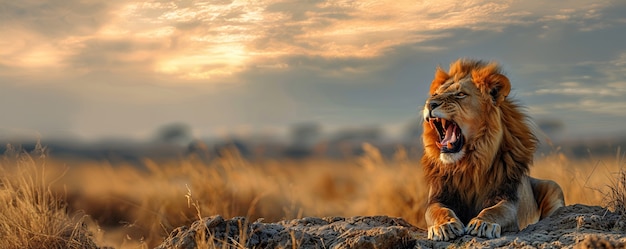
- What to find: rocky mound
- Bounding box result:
[157,204,626,249]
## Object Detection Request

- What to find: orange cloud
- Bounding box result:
[0,0,615,82]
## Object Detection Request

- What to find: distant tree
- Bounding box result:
[212,138,250,158]
[289,122,321,147]
[283,122,321,159]
[155,123,192,144]
[331,126,382,143]
[536,119,564,135]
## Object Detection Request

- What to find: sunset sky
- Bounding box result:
[1,0,625,142]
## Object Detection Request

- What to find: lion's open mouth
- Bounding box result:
[428,117,464,153]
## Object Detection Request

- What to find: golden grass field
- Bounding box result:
[0,143,624,248]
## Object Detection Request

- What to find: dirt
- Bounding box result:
[156,204,626,249]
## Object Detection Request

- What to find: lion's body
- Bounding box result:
[421,59,565,241]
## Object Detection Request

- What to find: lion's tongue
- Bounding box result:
[440,124,458,149]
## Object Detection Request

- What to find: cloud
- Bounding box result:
[0,1,126,73]
[534,80,626,97]
[0,1,121,37]
[67,39,160,71]
[535,87,622,97]
[2,0,619,82]
[551,99,626,116]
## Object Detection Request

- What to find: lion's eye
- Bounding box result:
[456,92,467,98]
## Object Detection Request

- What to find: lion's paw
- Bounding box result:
[427,220,465,241]
[466,218,501,239]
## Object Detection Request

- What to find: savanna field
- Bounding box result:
[1,142,624,249]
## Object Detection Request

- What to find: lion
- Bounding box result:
[421,59,565,241]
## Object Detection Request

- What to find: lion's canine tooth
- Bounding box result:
[441,119,447,127]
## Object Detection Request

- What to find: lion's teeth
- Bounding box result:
[441,119,446,127]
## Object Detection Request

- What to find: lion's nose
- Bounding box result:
[428,100,441,111]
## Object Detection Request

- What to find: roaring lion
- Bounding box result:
[421,59,565,241]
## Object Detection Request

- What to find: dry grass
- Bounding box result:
[1,143,624,248]
[0,144,97,249]
[56,145,428,248]
[604,148,626,220]
[531,149,625,206]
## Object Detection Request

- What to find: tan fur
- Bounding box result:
[422,59,565,241]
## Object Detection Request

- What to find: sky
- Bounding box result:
[1,0,625,142]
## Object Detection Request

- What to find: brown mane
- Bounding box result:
[421,59,537,223]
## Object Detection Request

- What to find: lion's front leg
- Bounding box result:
[466,199,517,239]
[425,202,465,241]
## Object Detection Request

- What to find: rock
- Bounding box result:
[156,215,424,249]
[156,205,626,249]
[575,235,625,249]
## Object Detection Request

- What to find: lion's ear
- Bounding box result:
[430,67,449,94]
[486,74,511,104]
[472,63,511,104]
